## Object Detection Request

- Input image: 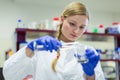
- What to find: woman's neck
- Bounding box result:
[59,34,74,42]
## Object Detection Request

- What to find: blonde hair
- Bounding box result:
[51,24,62,72]
[51,2,89,72]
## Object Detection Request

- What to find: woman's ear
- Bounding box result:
[60,16,64,23]
[56,16,64,27]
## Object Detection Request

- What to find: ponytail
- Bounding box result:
[51,24,62,72]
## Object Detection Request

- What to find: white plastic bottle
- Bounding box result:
[117,23,120,34]
[17,19,24,28]
[52,17,60,30]
[111,22,119,34]
[98,24,105,33]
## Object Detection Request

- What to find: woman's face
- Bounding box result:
[60,15,89,42]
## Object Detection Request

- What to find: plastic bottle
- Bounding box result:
[113,47,120,60]
[19,41,27,49]
[93,27,98,33]
[17,19,24,28]
[98,24,105,33]
[52,17,60,30]
[107,22,119,34]
[113,22,120,34]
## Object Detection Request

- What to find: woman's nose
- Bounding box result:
[73,27,80,33]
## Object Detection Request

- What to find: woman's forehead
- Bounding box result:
[66,15,87,19]
[66,15,89,25]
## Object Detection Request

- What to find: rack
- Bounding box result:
[15,28,120,79]
[15,28,56,51]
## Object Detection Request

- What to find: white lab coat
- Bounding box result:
[3,42,105,80]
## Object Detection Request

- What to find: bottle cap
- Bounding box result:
[53,17,59,21]
[18,19,22,22]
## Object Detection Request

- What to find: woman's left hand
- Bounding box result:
[75,48,100,76]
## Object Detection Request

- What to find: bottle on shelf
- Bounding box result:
[98,24,105,33]
[113,47,120,60]
[52,17,60,30]
[17,19,24,28]
[105,22,120,34]
[19,41,28,49]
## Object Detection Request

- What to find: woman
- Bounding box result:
[3,2,105,80]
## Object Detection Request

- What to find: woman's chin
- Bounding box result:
[69,38,76,42]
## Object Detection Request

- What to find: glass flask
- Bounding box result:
[60,42,88,63]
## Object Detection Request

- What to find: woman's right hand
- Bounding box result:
[81,48,100,76]
[27,35,62,52]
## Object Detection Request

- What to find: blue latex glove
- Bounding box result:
[82,48,100,76]
[96,49,102,54]
[74,48,100,76]
[27,35,62,52]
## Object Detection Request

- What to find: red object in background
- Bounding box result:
[112,22,120,25]
[53,17,59,21]
[99,24,104,28]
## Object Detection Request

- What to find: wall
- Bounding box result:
[114,13,120,21]
[0,0,120,67]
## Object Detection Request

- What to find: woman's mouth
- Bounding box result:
[71,34,77,38]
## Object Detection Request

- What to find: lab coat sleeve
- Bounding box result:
[87,45,105,80]
[95,61,105,80]
[3,46,36,80]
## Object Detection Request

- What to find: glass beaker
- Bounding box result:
[74,43,88,63]
[59,42,77,64]
[60,42,88,63]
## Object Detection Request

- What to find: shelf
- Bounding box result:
[15,28,120,50]
[84,32,120,37]
[16,28,56,33]
[84,32,120,47]
[16,28,120,37]
[101,59,120,62]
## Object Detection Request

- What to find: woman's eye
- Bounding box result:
[79,26,85,29]
[69,22,75,26]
